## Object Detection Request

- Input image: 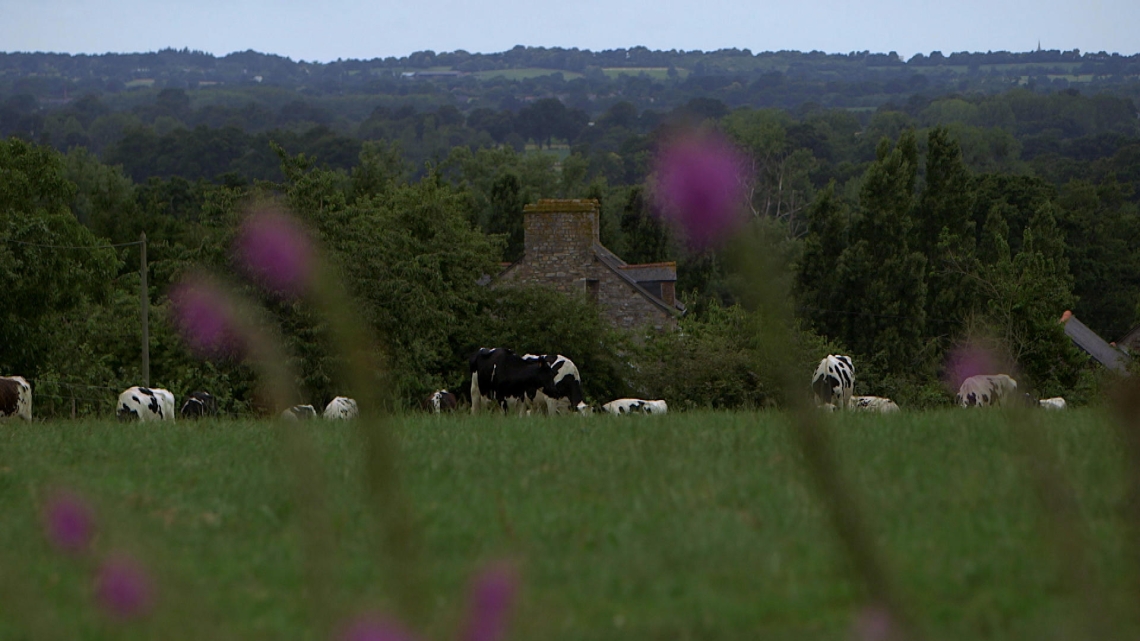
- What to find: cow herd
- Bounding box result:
[0,351,1070,423]
[809,354,1068,412]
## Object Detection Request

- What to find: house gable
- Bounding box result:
[497,199,683,330]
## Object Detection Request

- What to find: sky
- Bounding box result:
[1,0,1137,63]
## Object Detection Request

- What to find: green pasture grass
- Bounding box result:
[1,409,1137,640]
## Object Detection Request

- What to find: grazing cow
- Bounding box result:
[1039,397,1067,410]
[851,396,900,413]
[281,404,317,420]
[469,347,557,415]
[424,389,458,413]
[0,376,32,421]
[116,386,176,422]
[323,397,359,420]
[524,353,588,414]
[180,390,217,419]
[956,374,1019,407]
[602,398,668,415]
[811,355,855,410]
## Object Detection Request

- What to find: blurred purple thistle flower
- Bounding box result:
[42,489,95,554]
[944,343,1001,393]
[235,208,315,297]
[169,279,242,359]
[337,614,419,641]
[653,131,748,250]
[462,562,519,641]
[851,604,893,641]
[95,554,156,620]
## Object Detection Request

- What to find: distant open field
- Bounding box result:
[470,68,585,81]
[601,67,689,80]
[1,410,1137,640]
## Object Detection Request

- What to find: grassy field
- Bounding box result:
[1,409,1138,640]
[600,67,688,80]
[469,68,585,81]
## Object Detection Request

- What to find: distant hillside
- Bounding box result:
[2,46,1139,117]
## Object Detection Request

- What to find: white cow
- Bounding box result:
[116,386,176,422]
[0,376,32,421]
[811,355,855,410]
[323,397,359,420]
[956,374,1018,407]
[850,396,900,413]
[524,353,589,414]
[1039,397,1067,410]
[281,404,317,420]
[602,398,668,415]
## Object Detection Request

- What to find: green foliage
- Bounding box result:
[284,163,504,403]
[968,204,1084,394]
[633,291,840,409]
[796,128,1088,402]
[917,127,977,347]
[1055,179,1140,339]
[0,139,121,376]
[837,131,929,376]
[617,186,673,265]
[633,300,766,408]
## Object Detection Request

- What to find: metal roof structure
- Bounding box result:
[1060,310,1131,374]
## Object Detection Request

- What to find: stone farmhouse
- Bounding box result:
[498,199,684,330]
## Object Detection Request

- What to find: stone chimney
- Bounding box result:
[523,199,600,260]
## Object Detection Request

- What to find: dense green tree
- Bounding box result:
[282,159,504,401]
[1055,179,1140,339]
[968,203,1083,394]
[617,186,673,265]
[794,183,850,329]
[836,131,929,377]
[0,139,121,376]
[916,127,977,345]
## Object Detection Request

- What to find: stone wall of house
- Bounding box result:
[500,199,675,330]
[591,264,675,330]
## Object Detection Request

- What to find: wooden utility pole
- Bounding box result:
[140,232,150,387]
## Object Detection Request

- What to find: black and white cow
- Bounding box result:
[0,376,32,421]
[469,347,558,415]
[523,353,588,414]
[281,404,317,420]
[323,396,359,420]
[811,355,855,410]
[850,396,900,413]
[116,386,176,422]
[602,398,668,415]
[956,374,1018,407]
[424,390,458,413]
[180,390,217,419]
